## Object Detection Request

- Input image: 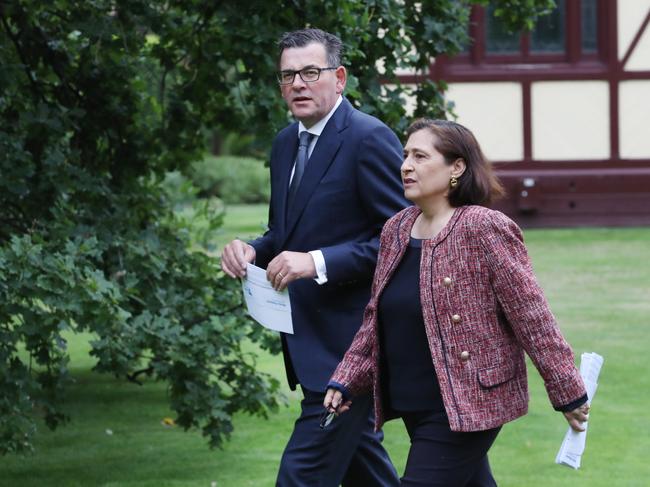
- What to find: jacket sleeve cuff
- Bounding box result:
[554,393,588,412]
[326,381,350,401]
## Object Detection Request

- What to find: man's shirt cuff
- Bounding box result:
[308,250,328,284]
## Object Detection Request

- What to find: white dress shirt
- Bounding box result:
[292,96,343,285]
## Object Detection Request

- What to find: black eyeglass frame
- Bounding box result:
[277,66,338,85]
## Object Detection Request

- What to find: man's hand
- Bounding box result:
[220,239,256,278]
[266,251,316,291]
[563,403,590,432]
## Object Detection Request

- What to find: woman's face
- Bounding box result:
[401,129,458,205]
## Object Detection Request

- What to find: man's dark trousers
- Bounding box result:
[276,388,398,487]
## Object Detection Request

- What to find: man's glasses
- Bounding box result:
[277,67,337,85]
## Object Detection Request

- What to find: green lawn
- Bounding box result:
[213,203,269,251]
[2,207,649,486]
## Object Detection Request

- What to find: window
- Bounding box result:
[464,0,603,64]
[485,6,520,54]
[530,0,566,53]
[581,0,598,53]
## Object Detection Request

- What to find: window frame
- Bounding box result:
[449,0,608,68]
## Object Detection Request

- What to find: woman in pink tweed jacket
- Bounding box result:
[324,119,589,486]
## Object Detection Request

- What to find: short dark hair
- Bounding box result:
[278,29,343,67]
[406,119,505,207]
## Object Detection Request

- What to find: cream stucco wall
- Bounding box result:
[531,81,610,160]
[618,0,650,69]
[625,22,650,71]
[445,83,523,161]
[619,80,650,158]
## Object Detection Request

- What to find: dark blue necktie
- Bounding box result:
[287,131,314,209]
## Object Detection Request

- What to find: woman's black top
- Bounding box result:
[377,237,445,413]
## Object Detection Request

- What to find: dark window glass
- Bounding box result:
[531,0,566,53]
[581,0,598,53]
[486,5,521,54]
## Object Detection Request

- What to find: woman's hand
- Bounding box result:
[563,403,590,432]
[324,388,353,414]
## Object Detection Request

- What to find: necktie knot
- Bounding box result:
[299,131,313,148]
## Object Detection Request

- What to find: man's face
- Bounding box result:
[279,42,346,128]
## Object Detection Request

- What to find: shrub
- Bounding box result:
[191,156,270,204]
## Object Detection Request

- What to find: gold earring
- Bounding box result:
[450,176,458,189]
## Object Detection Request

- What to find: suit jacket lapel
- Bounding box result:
[282,99,351,245]
[276,128,299,237]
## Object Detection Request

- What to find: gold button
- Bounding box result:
[451,314,461,323]
[460,351,470,361]
[443,277,452,286]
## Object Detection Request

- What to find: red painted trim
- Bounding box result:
[567,0,581,63]
[607,1,620,160]
[621,8,650,68]
[431,54,445,82]
[491,164,650,228]
[471,7,485,64]
[619,71,650,78]
[597,0,610,62]
[496,167,650,177]
[492,159,650,170]
[421,61,609,82]
[522,80,532,162]
[609,79,619,160]
[400,67,650,84]
[482,52,567,63]
[520,27,531,58]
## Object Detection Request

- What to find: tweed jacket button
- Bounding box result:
[451,314,461,323]
[460,351,470,361]
[443,277,452,286]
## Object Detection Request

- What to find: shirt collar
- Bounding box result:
[298,96,343,138]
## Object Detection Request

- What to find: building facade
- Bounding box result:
[401,0,650,227]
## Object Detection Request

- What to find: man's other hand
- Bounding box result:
[267,251,317,291]
[221,239,256,278]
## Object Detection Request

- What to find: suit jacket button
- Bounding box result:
[443,277,452,286]
[451,314,461,323]
[460,351,470,361]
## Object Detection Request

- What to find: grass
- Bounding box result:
[488,228,650,486]
[213,203,269,251]
[2,207,649,486]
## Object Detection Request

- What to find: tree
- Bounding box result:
[0,0,553,454]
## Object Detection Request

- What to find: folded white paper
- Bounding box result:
[242,263,293,334]
[555,352,604,469]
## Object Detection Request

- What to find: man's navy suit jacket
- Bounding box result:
[250,98,408,392]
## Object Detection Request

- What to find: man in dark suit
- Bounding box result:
[221,28,407,487]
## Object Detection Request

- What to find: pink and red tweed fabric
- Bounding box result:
[331,205,586,432]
